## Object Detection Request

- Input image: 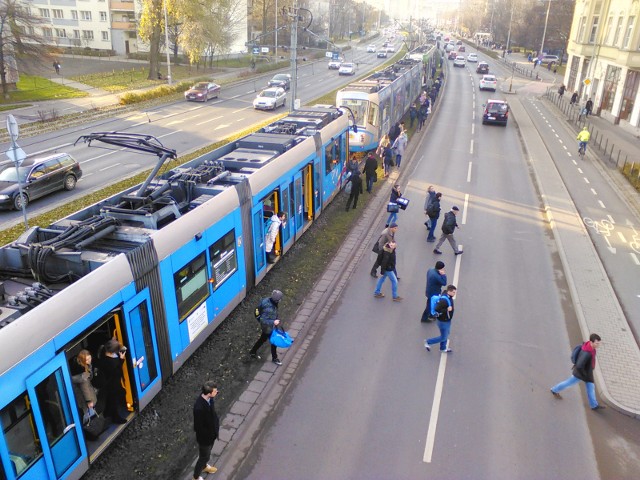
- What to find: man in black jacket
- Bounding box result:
[434,206,463,255]
[373,241,402,301]
[426,192,442,242]
[193,381,220,480]
[249,290,283,365]
[345,170,363,211]
[550,333,604,410]
[425,285,456,353]
[363,153,378,193]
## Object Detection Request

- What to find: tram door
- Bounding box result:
[123,291,160,410]
[251,205,266,272]
[25,354,84,479]
[293,171,304,235]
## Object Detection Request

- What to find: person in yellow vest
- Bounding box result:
[577,127,591,155]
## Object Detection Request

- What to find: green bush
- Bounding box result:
[119,82,191,105]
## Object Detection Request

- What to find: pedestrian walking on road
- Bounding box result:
[425,285,457,352]
[421,261,447,322]
[374,241,402,302]
[345,170,363,211]
[434,206,463,255]
[426,192,442,242]
[386,184,402,227]
[363,152,378,193]
[370,223,398,277]
[570,91,578,106]
[249,290,284,366]
[193,381,220,480]
[424,185,436,215]
[550,334,605,411]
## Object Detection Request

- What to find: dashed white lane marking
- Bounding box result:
[467,162,472,182]
[232,107,250,113]
[598,200,606,208]
[631,253,640,266]
[572,159,577,165]
[157,130,181,139]
[607,214,615,224]
[578,168,584,174]
[469,140,474,155]
[99,163,121,171]
[618,232,627,243]
[584,177,590,184]
[214,124,230,130]
[462,194,469,224]
[196,115,223,126]
[591,188,597,195]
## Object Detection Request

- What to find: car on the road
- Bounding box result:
[367,44,377,53]
[0,153,82,210]
[479,74,497,91]
[467,53,478,62]
[458,45,466,52]
[253,87,286,110]
[540,54,560,65]
[386,45,395,53]
[267,73,291,90]
[448,50,458,60]
[338,62,356,75]
[453,55,466,67]
[328,58,342,69]
[377,50,388,58]
[476,61,489,74]
[184,81,221,102]
[482,99,509,126]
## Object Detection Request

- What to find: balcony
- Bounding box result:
[110,1,135,11]
[111,20,136,30]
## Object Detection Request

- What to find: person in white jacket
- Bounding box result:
[392,127,408,168]
[266,211,286,263]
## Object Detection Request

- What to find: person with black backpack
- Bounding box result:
[426,192,442,242]
[550,333,605,410]
[250,290,284,365]
[433,206,463,255]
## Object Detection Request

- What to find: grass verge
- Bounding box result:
[0,75,88,103]
[621,162,640,192]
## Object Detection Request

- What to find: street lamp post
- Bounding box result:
[163,0,172,84]
[539,0,552,56]
[275,0,278,58]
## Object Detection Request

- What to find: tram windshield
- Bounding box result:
[339,99,368,126]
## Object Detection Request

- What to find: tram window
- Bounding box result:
[340,99,367,126]
[34,369,71,445]
[209,230,237,291]
[324,139,341,175]
[1,393,43,477]
[368,103,379,127]
[174,252,210,321]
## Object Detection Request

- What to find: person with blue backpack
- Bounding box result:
[420,261,447,322]
[424,285,457,353]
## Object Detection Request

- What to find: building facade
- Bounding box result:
[565,0,640,134]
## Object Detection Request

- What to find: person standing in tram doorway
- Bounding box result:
[98,339,128,424]
[192,381,220,480]
[265,211,286,264]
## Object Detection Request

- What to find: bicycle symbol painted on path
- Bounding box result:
[583,217,616,253]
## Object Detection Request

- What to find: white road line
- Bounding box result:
[233,107,250,113]
[469,140,474,155]
[584,177,590,184]
[157,130,181,138]
[99,163,121,171]
[214,124,230,130]
[461,194,469,224]
[423,245,462,464]
[617,232,626,243]
[607,214,615,224]
[591,188,597,195]
[84,150,119,163]
[572,159,577,165]
[467,162,472,183]
[578,168,583,174]
[166,120,184,126]
[598,200,606,208]
[471,124,475,135]
[196,115,223,126]
[631,253,640,266]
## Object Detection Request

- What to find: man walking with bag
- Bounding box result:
[434,206,463,255]
[425,285,457,353]
[192,381,220,480]
[371,223,398,277]
[421,261,447,322]
[249,290,283,365]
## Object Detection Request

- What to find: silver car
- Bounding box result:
[253,87,287,110]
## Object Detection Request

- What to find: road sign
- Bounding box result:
[253,47,260,55]
[6,114,19,142]
[583,78,591,86]
[5,146,26,165]
[325,51,333,58]
[261,47,270,53]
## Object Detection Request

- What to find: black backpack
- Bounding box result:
[571,344,582,365]
[427,201,439,218]
[441,212,456,234]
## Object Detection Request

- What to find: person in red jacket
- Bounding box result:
[193,381,220,479]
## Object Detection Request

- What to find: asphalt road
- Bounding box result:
[231,50,640,479]
[0,39,395,228]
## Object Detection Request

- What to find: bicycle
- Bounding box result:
[578,141,587,159]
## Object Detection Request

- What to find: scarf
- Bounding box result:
[582,341,596,369]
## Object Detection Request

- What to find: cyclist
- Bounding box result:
[577,127,590,155]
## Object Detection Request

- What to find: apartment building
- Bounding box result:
[565,0,640,134]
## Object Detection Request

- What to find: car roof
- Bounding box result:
[482,75,496,79]
[487,99,507,104]
[262,87,282,93]
[273,74,290,78]
[22,153,74,167]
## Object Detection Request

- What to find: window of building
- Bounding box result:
[576,16,587,42]
[174,252,210,321]
[588,15,599,44]
[620,70,639,121]
[604,16,613,45]
[27,26,35,35]
[101,31,109,41]
[1,393,44,477]
[622,16,635,49]
[73,29,80,38]
[80,11,92,21]
[55,28,66,38]
[42,27,53,37]
[71,10,78,20]
[612,15,624,46]
[52,9,63,19]
[39,8,50,18]
[209,231,237,291]
[100,11,107,21]
[82,30,94,40]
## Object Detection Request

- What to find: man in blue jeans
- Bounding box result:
[425,285,456,353]
[550,333,604,411]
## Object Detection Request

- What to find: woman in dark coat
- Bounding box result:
[98,339,128,424]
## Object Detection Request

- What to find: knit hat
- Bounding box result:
[435,261,445,270]
[271,290,283,302]
[389,223,398,228]
[452,206,459,211]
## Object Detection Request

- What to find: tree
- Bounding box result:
[137,0,164,80]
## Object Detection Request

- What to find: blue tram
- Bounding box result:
[336,45,436,152]
[0,106,350,480]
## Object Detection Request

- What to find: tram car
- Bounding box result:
[337,45,436,153]
[0,106,350,480]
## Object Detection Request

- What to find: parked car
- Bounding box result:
[377,50,388,58]
[467,53,478,63]
[253,87,286,110]
[476,62,489,74]
[328,58,342,69]
[453,56,466,67]
[448,50,458,60]
[479,74,497,91]
[0,153,82,210]
[540,54,560,65]
[367,44,377,53]
[267,73,291,90]
[184,82,221,102]
[482,99,509,126]
[338,63,356,75]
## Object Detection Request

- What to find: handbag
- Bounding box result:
[396,197,410,210]
[270,327,294,349]
[387,202,399,213]
[372,235,382,254]
[424,218,432,229]
[82,407,108,441]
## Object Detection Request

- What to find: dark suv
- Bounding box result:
[476,62,489,74]
[267,74,291,90]
[482,99,509,126]
[0,153,82,210]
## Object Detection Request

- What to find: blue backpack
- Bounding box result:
[429,294,451,318]
[571,344,582,365]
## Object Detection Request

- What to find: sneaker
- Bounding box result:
[249,353,261,360]
[550,389,562,399]
[194,477,205,480]
[433,249,442,254]
[204,465,218,474]
[455,250,464,255]
[424,341,431,352]
[427,238,435,242]
[592,405,606,411]
[272,358,282,366]
[440,348,453,353]
[374,292,384,298]
[393,296,403,302]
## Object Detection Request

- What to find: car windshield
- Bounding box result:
[0,166,30,183]
[484,76,496,81]
[193,83,208,90]
[273,75,287,81]
[261,90,277,98]
[342,64,354,68]
[339,98,367,126]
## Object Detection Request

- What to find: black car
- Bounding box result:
[267,74,291,90]
[0,153,82,210]
[482,99,509,126]
[476,62,489,74]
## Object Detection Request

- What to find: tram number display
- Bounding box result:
[211,249,236,289]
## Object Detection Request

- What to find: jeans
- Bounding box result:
[386,211,398,226]
[366,175,374,193]
[427,217,438,240]
[578,141,588,154]
[551,375,598,409]
[427,320,451,351]
[375,270,398,298]
[194,442,214,479]
[395,154,402,168]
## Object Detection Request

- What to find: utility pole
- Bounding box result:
[288,3,299,112]
[539,0,551,56]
